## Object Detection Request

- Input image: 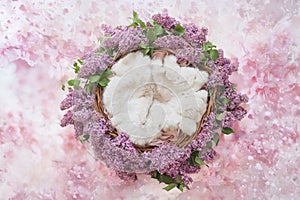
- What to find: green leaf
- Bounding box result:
[77,134,90,144]
[159,174,175,184]
[210,49,219,61]
[206,141,213,149]
[146,28,157,43]
[222,127,234,135]
[151,171,159,178]
[67,79,75,86]
[216,113,223,121]
[203,41,216,51]
[195,157,206,166]
[73,63,80,74]
[154,24,165,36]
[139,42,148,49]
[99,77,110,87]
[129,11,146,28]
[176,175,182,183]
[97,69,112,87]
[213,133,220,145]
[77,58,83,65]
[163,183,177,191]
[102,68,112,77]
[213,121,219,127]
[89,75,101,83]
[73,79,80,89]
[222,98,230,105]
[173,24,185,36]
[230,83,237,89]
[61,84,65,91]
[177,184,184,192]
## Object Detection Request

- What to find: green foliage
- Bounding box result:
[146,28,157,44]
[77,134,90,144]
[206,141,213,149]
[128,11,146,28]
[189,150,209,167]
[73,59,83,74]
[222,98,230,105]
[173,24,185,36]
[98,68,112,87]
[202,41,219,61]
[151,171,190,192]
[216,113,223,121]
[67,79,80,89]
[213,132,220,145]
[139,42,154,56]
[222,127,234,135]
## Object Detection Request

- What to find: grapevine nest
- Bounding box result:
[94,48,216,152]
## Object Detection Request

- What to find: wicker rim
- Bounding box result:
[94,49,216,152]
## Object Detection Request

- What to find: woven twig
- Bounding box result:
[94,49,215,152]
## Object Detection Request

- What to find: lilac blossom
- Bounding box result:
[153,35,188,50]
[222,111,236,128]
[60,90,73,110]
[152,13,179,31]
[183,24,208,46]
[101,27,148,54]
[78,53,113,78]
[177,47,201,63]
[61,110,74,127]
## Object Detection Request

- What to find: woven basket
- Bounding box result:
[94,49,216,152]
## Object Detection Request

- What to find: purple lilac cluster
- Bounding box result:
[190,113,215,151]
[78,52,113,78]
[112,133,137,153]
[153,35,188,50]
[60,90,73,110]
[152,13,179,31]
[61,110,74,127]
[177,47,201,64]
[206,48,248,129]
[101,27,148,55]
[183,24,208,47]
[153,35,202,64]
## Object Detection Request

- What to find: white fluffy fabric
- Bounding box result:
[103,52,208,145]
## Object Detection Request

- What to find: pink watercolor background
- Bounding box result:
[0,0,299,199]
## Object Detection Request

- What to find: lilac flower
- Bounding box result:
[72,88,95,109]
[152,13,179,31]
[115,171,137,181]
[101,24,127,36]
[112,133,137,153]
[72,108,93,122]
[60,90,73,110]
[78,53,113,78]
[207,71,223,87]
[183,24,208,46]
[232,106,247,121]
[61,110,74,127]
[153,35,188,50]
[200,149,216,161]
[177,47,201,63]
[101,27,148,54]
[222,111,236,128]
[74,121,84,137]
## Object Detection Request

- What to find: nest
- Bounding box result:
[94,49,216,152]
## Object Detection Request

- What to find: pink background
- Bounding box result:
[0,0,299,199]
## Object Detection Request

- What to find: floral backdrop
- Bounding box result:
[0,0,299,199]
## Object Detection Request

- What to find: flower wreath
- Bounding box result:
[60,12,248,191]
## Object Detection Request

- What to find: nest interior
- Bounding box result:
[94,49,215,152]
